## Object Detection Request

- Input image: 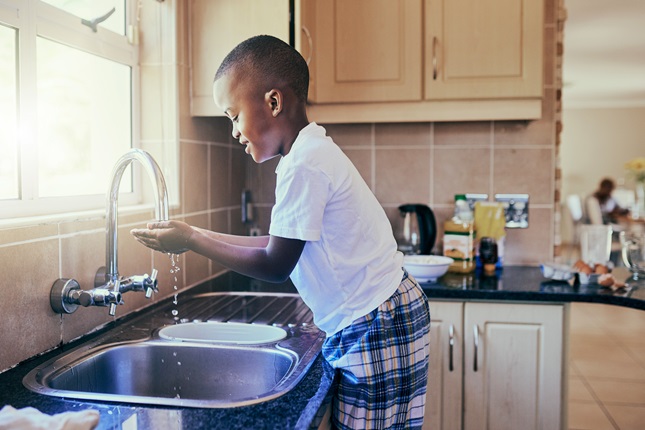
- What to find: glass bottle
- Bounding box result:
[443,194,476,273]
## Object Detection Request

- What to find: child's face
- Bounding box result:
[213,72,282,163]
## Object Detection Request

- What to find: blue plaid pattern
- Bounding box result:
[322,271,431,429]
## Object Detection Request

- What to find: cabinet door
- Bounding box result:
[425,0,544,100]
[463,303,564,430]
[299,0,422,103]
[424,301,464,430]
[190,0,290,116]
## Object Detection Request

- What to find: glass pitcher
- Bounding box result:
[620,230,645,280]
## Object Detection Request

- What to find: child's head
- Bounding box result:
[213,35,310,163]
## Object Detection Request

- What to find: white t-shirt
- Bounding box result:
[269,123,403,335]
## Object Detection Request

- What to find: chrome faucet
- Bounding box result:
[51,149,169,316]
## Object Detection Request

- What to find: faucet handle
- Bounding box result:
[145,269,159,298]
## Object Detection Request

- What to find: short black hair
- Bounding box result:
[214,35,309,103]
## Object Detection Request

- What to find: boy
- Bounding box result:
[132,35,430,429]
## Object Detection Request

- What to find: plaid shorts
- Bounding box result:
[322,271,431,429]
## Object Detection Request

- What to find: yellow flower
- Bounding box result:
[625,157,645,183]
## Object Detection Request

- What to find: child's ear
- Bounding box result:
[266,89,283,117]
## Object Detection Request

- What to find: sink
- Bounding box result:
[45,342,296,407]
[23,293,324,408]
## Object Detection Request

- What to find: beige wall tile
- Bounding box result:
[0,224,58,246]
[60,230,112,342]
[432,148,491,204]
[324,123,372,147]
[375,123,431,146]
[210,145,231,208]
[503,208,554,264]
[0,240,61,371]
[375,148,430,204]
[230,146,247,207]
[58,218,104,236]
[342,148,373,189]
[434,122,491,146]
[493,148,553,204]
[181,141,209,213]
[494,115,554,146]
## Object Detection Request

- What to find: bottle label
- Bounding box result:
[443,233,474,261]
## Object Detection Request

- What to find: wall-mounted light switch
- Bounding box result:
[494,194,529,228]
[241,190,253,224]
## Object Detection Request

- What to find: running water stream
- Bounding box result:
[169,253,181,319]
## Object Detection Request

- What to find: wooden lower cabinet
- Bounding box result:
[424,301,567,430]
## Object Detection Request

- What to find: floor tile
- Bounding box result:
[569,378,596,403]
[568,401,615,430]
[568,302,645,430]
[587,379,645,405]
[573,358,645,381]
[603,404,645,430]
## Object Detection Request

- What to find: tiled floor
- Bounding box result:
[568,302,645,430]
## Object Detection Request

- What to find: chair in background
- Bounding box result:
[566,194,584,246]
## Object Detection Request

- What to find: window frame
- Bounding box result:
[0,0,143,221]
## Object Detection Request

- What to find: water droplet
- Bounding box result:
[177,361,181,366]
[171,309,178,316]
[173,352,177,357]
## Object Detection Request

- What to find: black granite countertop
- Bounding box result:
[420,265,645,310]
[0,266,643,429]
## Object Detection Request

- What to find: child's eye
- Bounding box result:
[232,116,239,123]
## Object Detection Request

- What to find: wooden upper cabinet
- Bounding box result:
[300,0,422,103]
[425,0,544,100]
[190,0,290,116]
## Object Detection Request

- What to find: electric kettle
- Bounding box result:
[397,204,437,255]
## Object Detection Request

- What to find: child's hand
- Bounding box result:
[131,220,194,254]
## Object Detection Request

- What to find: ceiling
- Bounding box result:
[562,0,645,109]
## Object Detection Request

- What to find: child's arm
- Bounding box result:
[192,226,270,248]
[131,221,303,283]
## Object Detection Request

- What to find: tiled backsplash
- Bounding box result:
[246,115,558,265]
[0,0,561,372]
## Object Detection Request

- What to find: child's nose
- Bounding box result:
[231,124,241,140]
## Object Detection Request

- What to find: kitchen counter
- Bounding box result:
[0,266,642,429]
[420,265,645,310]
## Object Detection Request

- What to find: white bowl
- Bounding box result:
[158,322,287,344]
[403,255,454,282]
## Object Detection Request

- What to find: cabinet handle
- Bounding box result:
[432,37,438,80]
[448,324,455,372]
[301,26,313,65]
[473,324,479,372]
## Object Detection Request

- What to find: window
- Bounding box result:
[0,23,18,200]
[0,0,139,219]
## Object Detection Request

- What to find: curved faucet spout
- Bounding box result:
[106,149,169,284]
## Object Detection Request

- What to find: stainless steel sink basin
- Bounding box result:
[24,293,324,408]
